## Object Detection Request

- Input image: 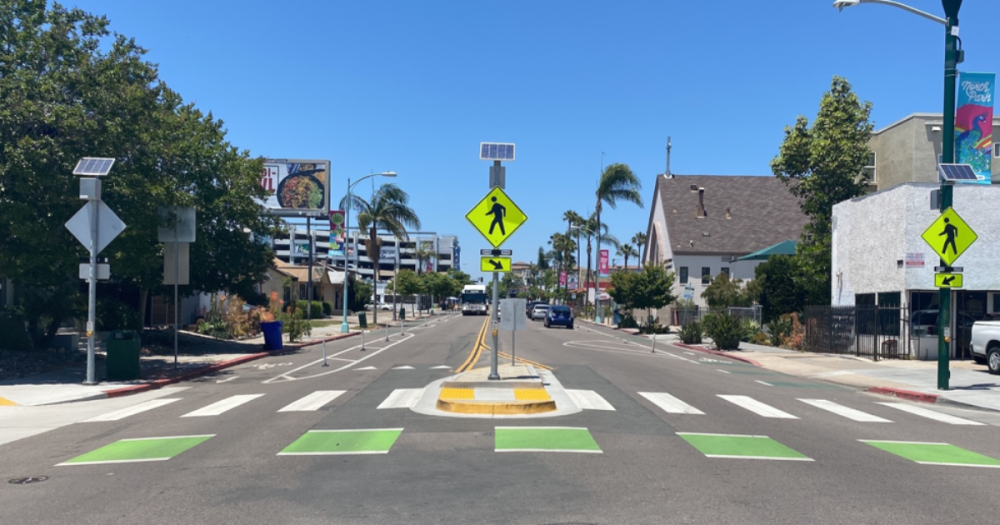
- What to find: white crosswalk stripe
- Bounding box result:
[277,391,345,412]
[798,399,892,423]
[378,388,425,409]
[566,390,615,411]
[84,398,181,422]
[181,394,264,417]
[392,366,415,370]
[719,395,798,419]
[877,402,985,426]
[639,392,704,415]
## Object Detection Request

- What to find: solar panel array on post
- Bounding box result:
[480,143,515,161]
[73,157,116,176]
[936,163,978,182]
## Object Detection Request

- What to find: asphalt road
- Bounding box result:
[2,312,999,525]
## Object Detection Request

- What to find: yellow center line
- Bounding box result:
[456,316,489,373]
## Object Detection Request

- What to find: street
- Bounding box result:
[2,315,999,525]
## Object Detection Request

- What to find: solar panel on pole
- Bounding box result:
[73,157,116,176]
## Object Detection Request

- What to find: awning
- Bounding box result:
[327,270,346,285]
[736,240,798,261]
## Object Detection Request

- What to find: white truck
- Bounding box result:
[969,320,1000,374]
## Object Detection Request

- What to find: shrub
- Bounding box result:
[619,314,639,329]
[281,308,312,342]
[679,321,703,344]
[780,313,805,350]
[322,301,333,316]
[740,319,761,343]
[703,312,743,351]
[294,300,325,318]
[767,316,793,345]
[752,331,769,346]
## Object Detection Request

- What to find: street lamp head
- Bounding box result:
[832,0,860,11]
[380,171,397,177]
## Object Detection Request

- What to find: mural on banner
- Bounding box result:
[955,72,995,184]
[559,272,567,287]
[329,210,345,257]
[260,159,330,215]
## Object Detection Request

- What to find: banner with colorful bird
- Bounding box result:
[955,72,995,184]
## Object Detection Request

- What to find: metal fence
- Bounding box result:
[728,306,762,325]
[802,306,911,360]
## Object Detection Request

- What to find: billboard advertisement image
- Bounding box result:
[260,159,330,216]
[955,72,995,184]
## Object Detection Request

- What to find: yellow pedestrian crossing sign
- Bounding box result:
[935,273,963,288]
[466,187,527,248]
[481,256,511,272]
[921,207,977,267]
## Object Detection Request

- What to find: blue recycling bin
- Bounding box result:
[261,321,283,351]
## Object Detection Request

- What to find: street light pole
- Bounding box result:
[834,0,962,390]
[341,172,397,333]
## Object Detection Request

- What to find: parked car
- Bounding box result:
[530,304,550,321]
[544,305,574,329]
[526,300,549,317]
[970,320,1000,373]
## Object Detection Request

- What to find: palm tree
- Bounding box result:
[632,232,647,267]
[594,163,643,321]
[414,241,434,275]
[563,210,585,291]
[340,183,421,325]
[579,212,616,314]
[617,243,637,271]
[549,232,576,294]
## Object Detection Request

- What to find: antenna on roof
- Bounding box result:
[666,137,673,178]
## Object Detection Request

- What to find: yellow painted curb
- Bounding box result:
[440,387,475,400]
[436,398,556,415]
[0,397,18,406]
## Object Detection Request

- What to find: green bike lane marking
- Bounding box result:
[861,440,1000,468]
[495,427,602,453]
[279,429,403,455]
[58,435,214,466]
[678,433,812,461]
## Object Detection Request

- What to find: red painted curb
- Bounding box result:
[866,386,940,404]
[104,351,271,398]
[673,343,764,368]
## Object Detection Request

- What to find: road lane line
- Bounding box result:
[278,391,346,412]
[877,402,985,426]
[181,394,264,417]
[565,390,615,411]
[716,369,731,374]
[639,392,704,415]
[377,388,425,409]
[84,399,181,422]
[799,399,892,422]
[755,380,773,387]
[216,376,239,384]
[263,334,412,383]
[718,395,798,419]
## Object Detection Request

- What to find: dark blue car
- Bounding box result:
[544,305,574,329]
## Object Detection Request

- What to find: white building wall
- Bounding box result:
[673,254,761,308]
[832,183,1000,307]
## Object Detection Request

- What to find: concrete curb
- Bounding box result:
[669,343,765,368]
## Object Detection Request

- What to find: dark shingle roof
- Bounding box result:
[655,175,808,255]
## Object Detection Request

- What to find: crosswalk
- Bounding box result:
[80,385,991,430]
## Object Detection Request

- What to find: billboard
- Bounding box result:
[955,72,995,184]
[260,159,330,216]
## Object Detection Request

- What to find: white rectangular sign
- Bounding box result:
[905,252,925,268]
[164,242,190,285]
[500,299,527,332]
[79,263,110,281]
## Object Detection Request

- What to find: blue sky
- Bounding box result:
[76,0,999,281]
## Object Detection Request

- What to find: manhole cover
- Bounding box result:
[9,476,48,485]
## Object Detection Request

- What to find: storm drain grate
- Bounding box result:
[9,476,48,485]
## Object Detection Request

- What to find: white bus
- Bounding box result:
[461,284,488,316]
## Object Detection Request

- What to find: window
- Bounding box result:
[721,267,730,278]
[701,267,711,284]
[679,267,688,284]
[862,152,876,184]
[995,143,1000,158]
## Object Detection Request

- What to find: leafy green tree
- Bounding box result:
[594,163,642,313]
[608,264,676,326]
[445,268,473,297]
[771,76,874,306]
[348,276,372,312]
[0,1,277,346]
[340,184,420,324]
[617,243,637,270]
[420,272,452,308]
[632,232,647,267]
[701,272,753,310]
[754,255,806,323]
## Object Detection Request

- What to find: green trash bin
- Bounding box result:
[358,312,368,329]
[106,330,141,381]
[399,307,406,320]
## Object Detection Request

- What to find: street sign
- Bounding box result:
[921,207,977,267]
[480,249,512,256]
[465,186,528,248]
[500,299,527,331]
[65,201,127,254]
[164,242,190,285]
[157,207,196,243]
[935,273,963,288]
[481,257,511,272]
[79,263,110,281]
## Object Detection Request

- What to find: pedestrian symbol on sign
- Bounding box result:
[487,197,506,235]
[939,218,958,256]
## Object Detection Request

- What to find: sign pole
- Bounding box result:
[937,9,961,391]
[306,217,313,321]
[174,216,180,370]
[511,328,515,366]
[85,199,98,385]
[489,270,500,380]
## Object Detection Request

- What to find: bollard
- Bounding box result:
[651,333,656,354]
[361,327,366,351]
[322,338,329,366]
[385,322,389,342]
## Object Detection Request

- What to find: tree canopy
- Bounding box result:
[608,264,675,318]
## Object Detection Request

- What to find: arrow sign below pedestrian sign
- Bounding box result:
[935,273,963,288]
[65,201,127,254]
[481,256,512,272]
[921,207,977,267]
[466,187,527,248]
